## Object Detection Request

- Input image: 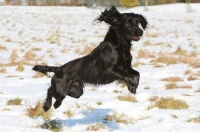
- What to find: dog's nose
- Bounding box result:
[135,29,143,36]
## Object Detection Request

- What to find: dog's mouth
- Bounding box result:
[127,35,140,41]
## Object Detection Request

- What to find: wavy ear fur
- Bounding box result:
[95,6,122,26]
[123,13,148,30]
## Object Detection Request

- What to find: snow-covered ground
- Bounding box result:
[0,3,200,132]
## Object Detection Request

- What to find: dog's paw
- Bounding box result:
[53,101,62,109]
[126,76,139,94]
[43,104,51,112]
[127,85,137,94]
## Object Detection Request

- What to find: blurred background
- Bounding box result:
[0,0,199,7]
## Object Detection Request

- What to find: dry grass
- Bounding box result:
[187,116,200,123]
[9,50,19,61]
[166,83,177,89]
[154,64,164,68]
[194,70,200,76]
[60,48,67,53]
[84,104,96,111]
[188,75,197,81]
[144,86,150,90]
[75,102,81,109]
[5,38,12,42]
[171,114,178,119]
[154,97,189,109]
[104,112,134,124]
[149,96,158,102]
[0,45,7,50]
[137,49,155,58]
[86,123,106,131]
[0,68,6,73]
[195,88,200,92]
[6,97,22,105]
[63,108,75,118]
[143,39,151,46]
[151,51,200,67]
[15,63,24,72]
[185,19,194,24]
[161,76,183,82]
[137,115,151,120]
[32,47,42,51]
[178,85,192,89]
[96,101,102,106]
[179,57,200,68]
[132,61,144,67]
[145,32,159,38]
[184,69,192,75]
[151,55,178,65]
[117,94,137,103]
[24,50,37,60]
[26,101,52,120]
[113,90,122,94]
[172,46,187,56]
[1,108,11,111]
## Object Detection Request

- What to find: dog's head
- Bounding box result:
[96,6,148,42]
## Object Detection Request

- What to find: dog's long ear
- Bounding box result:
[95,6,122,26]
[123,13,148,30]
[136,14,148,30]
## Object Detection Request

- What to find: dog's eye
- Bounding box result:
[126,22,132,27]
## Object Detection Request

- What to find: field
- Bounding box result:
[0,4,200,132]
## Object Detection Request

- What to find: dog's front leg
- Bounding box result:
[126,68,140,94]
[111,67,137,94]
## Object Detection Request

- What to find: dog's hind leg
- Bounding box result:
[43,87,53,112]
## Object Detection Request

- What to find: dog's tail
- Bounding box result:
[32,65,59,75]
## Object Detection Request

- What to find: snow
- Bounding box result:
[0,3,200,132]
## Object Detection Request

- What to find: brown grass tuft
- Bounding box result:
[0,68,7,73]
[146,32,159,38]
[137,49,155,58]
[187,116,200,123]
[63,108,75,118]
[104,112,134,124]
[151,55,178,65]
[143,40,151,46]
[0,45,7,50]
[166,83,177,89]
[195,88,200,92]
[149,96,158,102]
[154,97,189,109]
[6,97,22,105]
[184,69,192,75]
[15,63,24,72]
[178,85,192,89]
[32,47,41,51]
[26,101,51,120]
[161,76,183,82]
[9,50,19,60]
[86,123,106,131]
[117,94,137,103]
[188,75,197,81]
[172,46,187,56]
[24,50,37,60]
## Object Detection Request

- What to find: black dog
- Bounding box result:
[33,6,148,112]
